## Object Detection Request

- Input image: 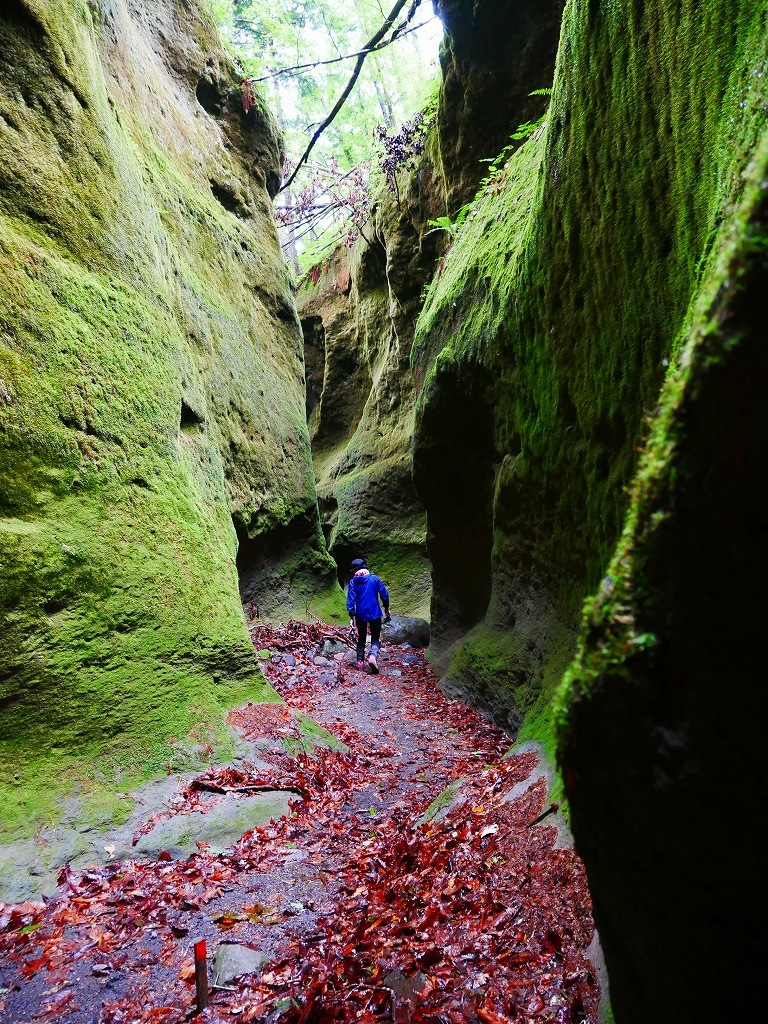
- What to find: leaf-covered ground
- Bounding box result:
[0,623,600,1023]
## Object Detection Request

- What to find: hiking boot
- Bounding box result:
[367,655,379,674]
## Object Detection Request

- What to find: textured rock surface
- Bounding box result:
[131,790,294,860]
[0,0,333,841]
[212,943,268,988]
[557,130,768,1024]
[413,0,768,765]
[296,172,444,621]
[0,773,294,901]
[381,615,430,649]
[0,772,191,903]
[434,0,566,207]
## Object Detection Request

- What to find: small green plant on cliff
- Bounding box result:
[426,89,552,249]
[426,207,471,240]
[510,88,552,141]
[478,89,551,182]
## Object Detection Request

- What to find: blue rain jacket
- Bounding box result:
[346,570,389,621]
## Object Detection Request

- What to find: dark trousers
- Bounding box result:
[355,616,381,662]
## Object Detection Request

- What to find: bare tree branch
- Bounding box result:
[278,0,422,194]
[244,18,433,83]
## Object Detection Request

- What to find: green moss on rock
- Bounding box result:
[412,0,768,751]
[0,222,279,837]
[418,780,465,826]
[555,129,768,1024]
[0,0,329,841]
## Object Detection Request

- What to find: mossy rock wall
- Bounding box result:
[434,0,566,207]
[297,0,568,624]
[556,102,768,1024]
[413,0,768,749]
[0,0,333,840]
[297,167,445,622]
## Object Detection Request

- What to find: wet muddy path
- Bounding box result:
[1,622,601,1024]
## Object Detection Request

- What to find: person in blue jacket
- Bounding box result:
[346,557,390,673]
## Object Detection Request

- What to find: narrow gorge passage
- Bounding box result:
[0,622,600,1024]
[3,0,763,1019]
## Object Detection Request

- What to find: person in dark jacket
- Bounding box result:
[346,558,390,673]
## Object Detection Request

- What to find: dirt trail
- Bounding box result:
[0,623,600,1024]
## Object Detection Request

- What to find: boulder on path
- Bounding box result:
[321,639,348,657]
[382,616,430,648]
[212,943,268,988]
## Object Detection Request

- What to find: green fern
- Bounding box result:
[427,88,552,243]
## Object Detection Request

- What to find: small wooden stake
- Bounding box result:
[194,938,208,1012]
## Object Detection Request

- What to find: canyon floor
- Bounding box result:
[0,622,602,1024]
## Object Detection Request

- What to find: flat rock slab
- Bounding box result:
[321,640,349,657]
[502,742,574,850]
[383,969,428,1005]
[212,943,268,988]
[131,791,295,860]
[0,727,288,903]
[0,773,195,903]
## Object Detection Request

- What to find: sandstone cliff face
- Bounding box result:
[434,0,566,207]
[413,0,768,756]
[557,104,768,1024]
[0,0,334,839]
[296,176,440,619]
[411,0,768,1018]
[304,1,768,1015]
